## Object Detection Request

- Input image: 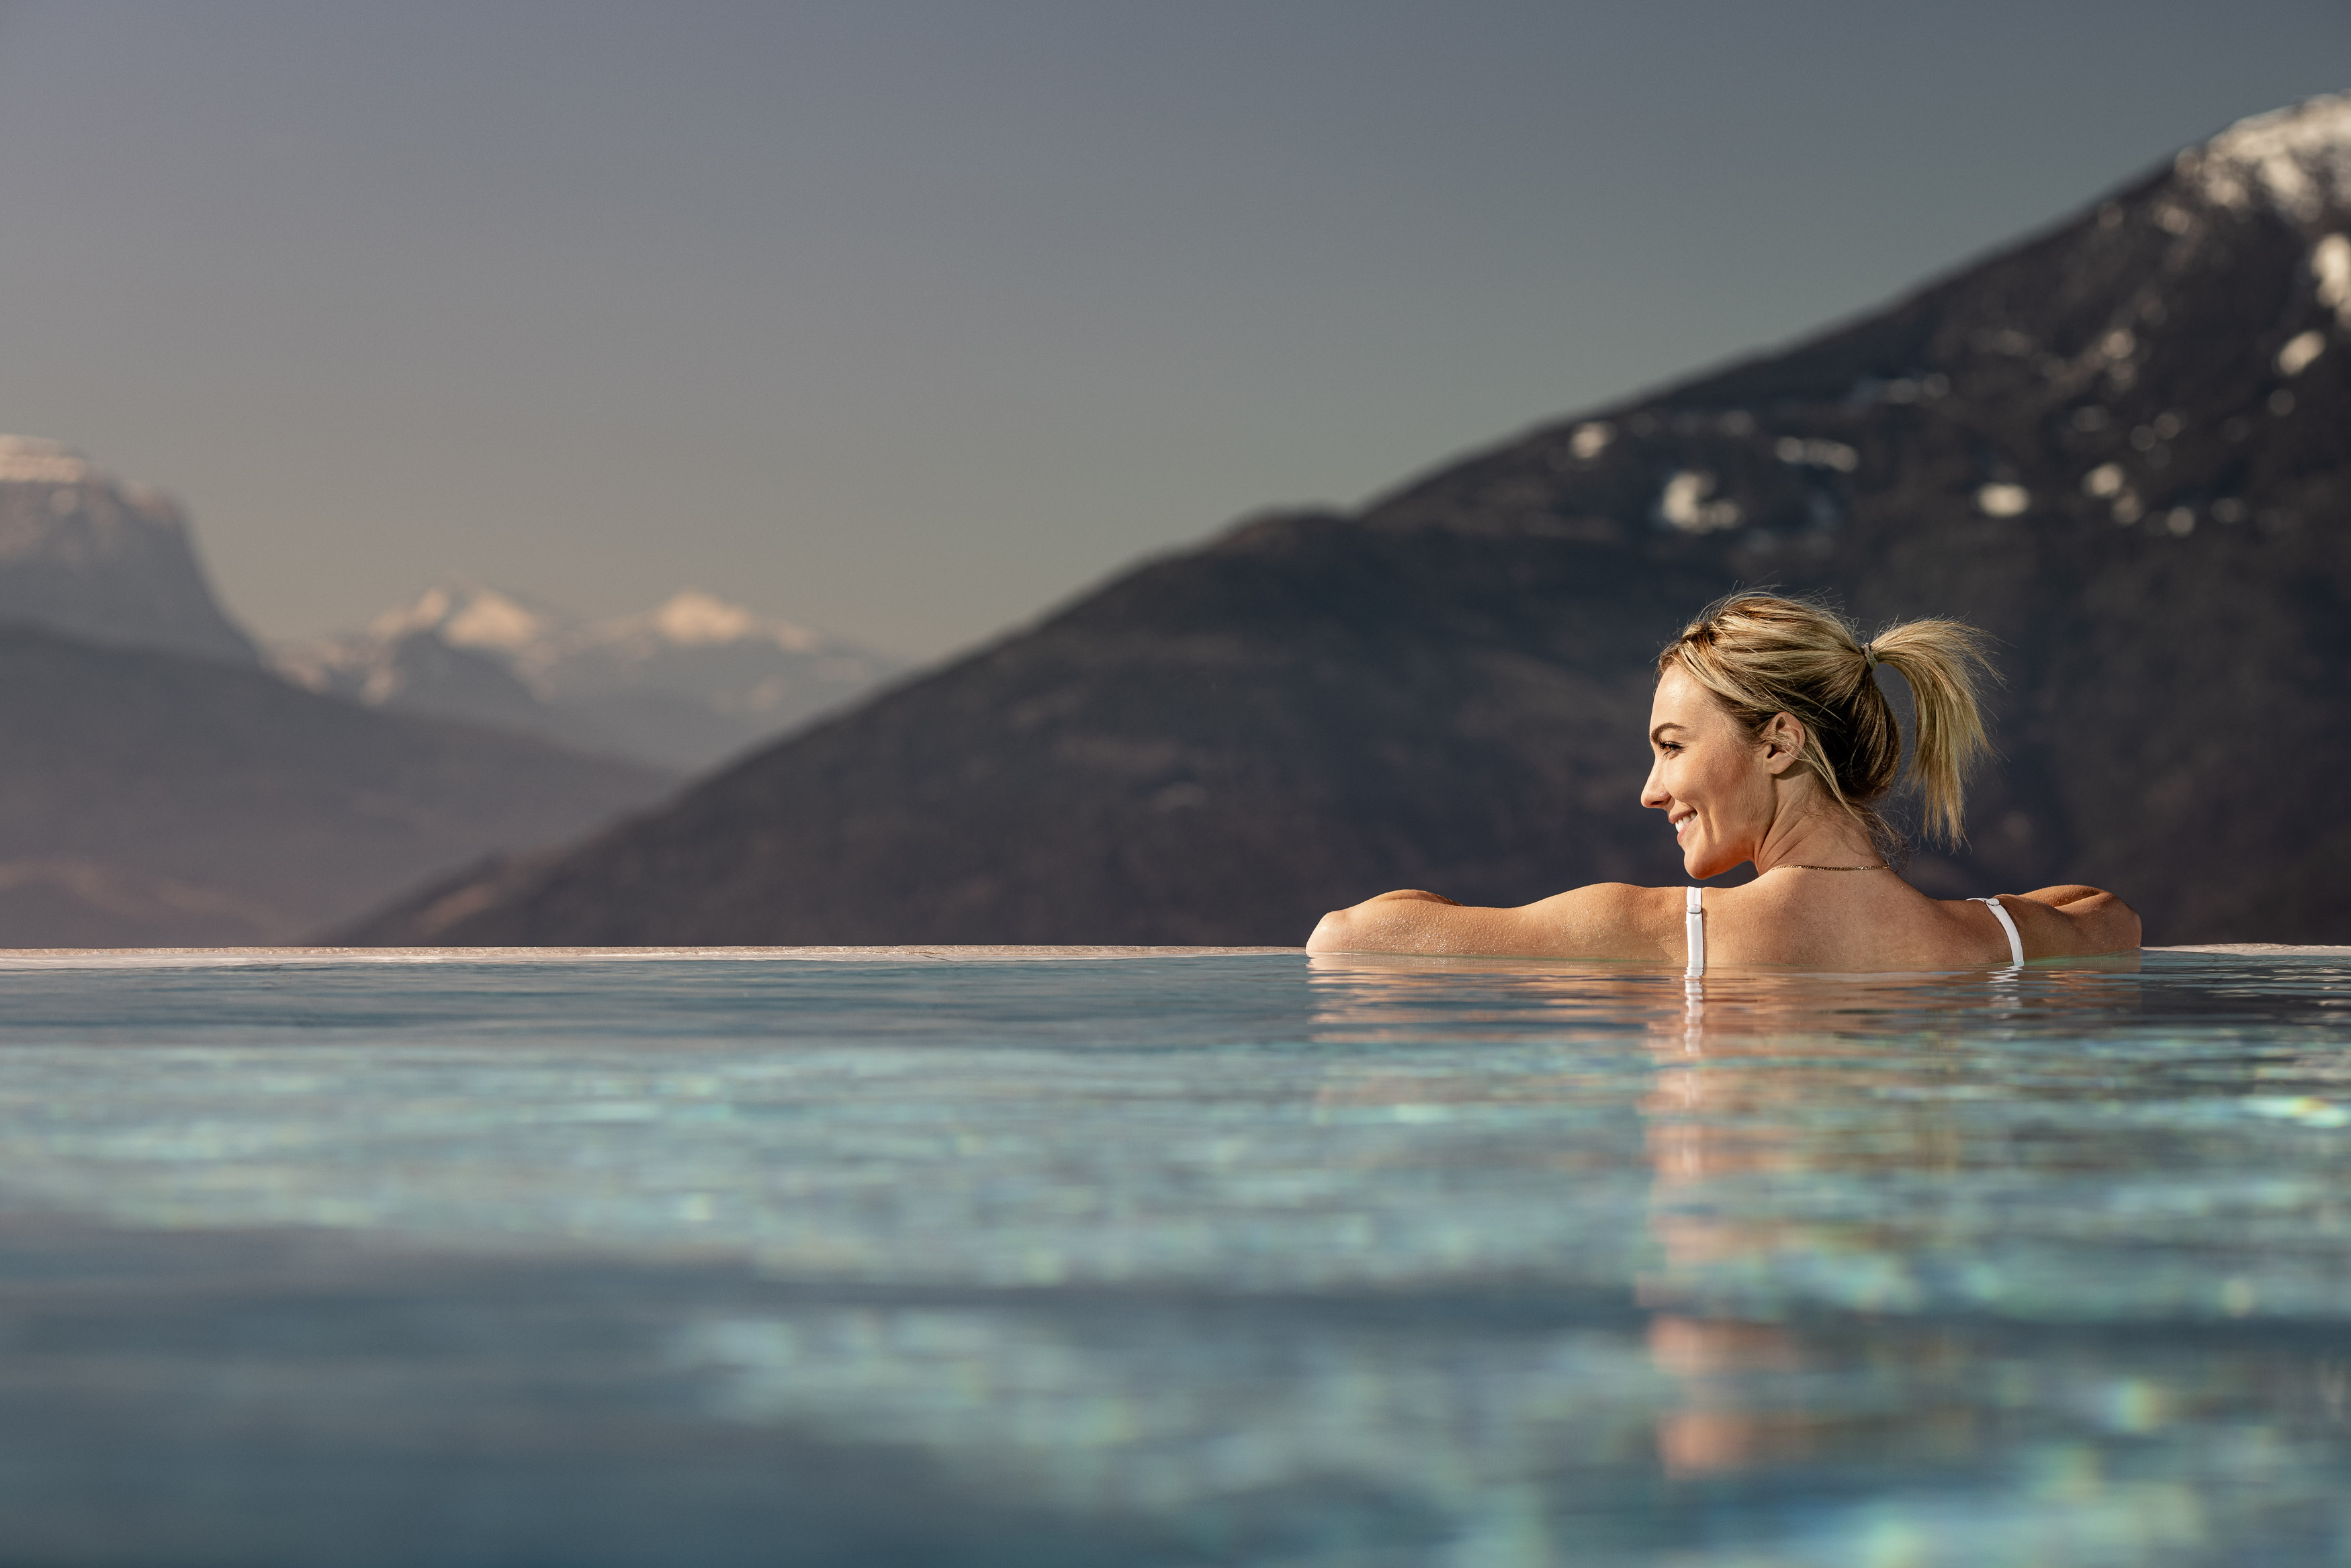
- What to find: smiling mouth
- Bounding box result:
[1672,814,1695,838]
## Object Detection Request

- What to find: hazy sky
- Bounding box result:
[0,2,2342,657]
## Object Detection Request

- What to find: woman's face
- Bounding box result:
[1641,665,1785,879]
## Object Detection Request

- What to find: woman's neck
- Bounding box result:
[1749,801,1880,874]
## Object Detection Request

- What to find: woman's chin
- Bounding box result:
[1683,846,1738,881]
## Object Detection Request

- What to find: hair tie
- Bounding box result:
[1861,644,1879,672]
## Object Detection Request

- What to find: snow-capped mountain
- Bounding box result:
[275,580,903,771]
[0,436,259,665]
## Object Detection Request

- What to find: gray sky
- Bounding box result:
[0,2,2342,657]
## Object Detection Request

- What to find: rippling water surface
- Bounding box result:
[0,949,2344,1566]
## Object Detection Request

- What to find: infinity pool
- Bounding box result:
[0,947,2344,1566]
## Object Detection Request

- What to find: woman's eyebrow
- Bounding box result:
[1649,723,1687,743]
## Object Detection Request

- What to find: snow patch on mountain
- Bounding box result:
[0,435,107,487]
[373,580,568,657]
[639,589,819,649]
[2184,91,2351,224]
[2313,232,2351,326]
[1656,470,1741,533]
[2278,329,2328,375]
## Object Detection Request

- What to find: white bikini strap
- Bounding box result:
[1684,886,1705,978]
[1976,896,2023,968]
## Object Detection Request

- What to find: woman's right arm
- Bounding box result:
[2012,884,2143,954]
[1306,883,1669,959]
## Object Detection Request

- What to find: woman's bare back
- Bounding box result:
[1669,875,2130,970]
[1306,877,2137,969]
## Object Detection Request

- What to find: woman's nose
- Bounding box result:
[1640,760,1667,809]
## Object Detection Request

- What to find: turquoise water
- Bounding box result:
[0,949,2345,1565]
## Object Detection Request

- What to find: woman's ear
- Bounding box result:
[1759,712,1806,775]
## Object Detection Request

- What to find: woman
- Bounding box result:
[1306,594,2139,968]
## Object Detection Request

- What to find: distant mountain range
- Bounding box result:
[0,428,916,941]
[0,443,870,943]
[343,91,2351,948]
[274,580,904,771]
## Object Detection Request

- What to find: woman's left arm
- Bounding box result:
[2011,885,2143,955]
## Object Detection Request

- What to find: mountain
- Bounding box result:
[274,583,613,755]
[340,92,2351,948]
[0,624,674,946]
[275,581,904,770]
[0,436,259,665]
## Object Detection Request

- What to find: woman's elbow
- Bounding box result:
[2024,884,2142,954]
[1305,909,1356,952]
[2073,890,2143,953]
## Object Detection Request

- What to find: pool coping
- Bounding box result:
[2151,944,2351,956]
[0,943,2337,969]
[0,946,1312,966]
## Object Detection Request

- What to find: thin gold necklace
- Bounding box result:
[1780,862,1892,871]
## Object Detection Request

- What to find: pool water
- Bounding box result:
[0,948,2344,1566]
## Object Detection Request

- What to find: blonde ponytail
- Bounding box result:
[1660,593,1998,851]
[1863,618,1997,846]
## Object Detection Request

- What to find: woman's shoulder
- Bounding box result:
[1521,882,1695,952]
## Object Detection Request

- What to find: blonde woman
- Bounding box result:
[1306,594,2139,969]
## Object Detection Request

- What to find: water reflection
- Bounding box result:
[1635,964,2146,1479]
[1303,949,2351,1522]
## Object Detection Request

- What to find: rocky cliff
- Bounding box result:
[0,437,259,665]
[341,93,2351,948]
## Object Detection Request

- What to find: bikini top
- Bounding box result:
[1682,886,2024,977]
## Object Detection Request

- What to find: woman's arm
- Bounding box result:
[2009,884,2143,955]
[1306,883,1671,960]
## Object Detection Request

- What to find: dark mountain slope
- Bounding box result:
[0,626,673,944]
[346,93,2351,947]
